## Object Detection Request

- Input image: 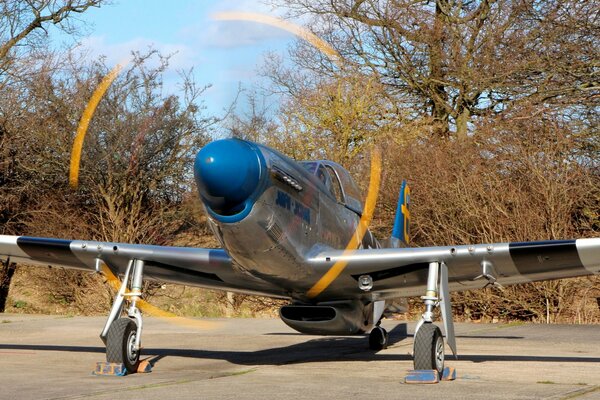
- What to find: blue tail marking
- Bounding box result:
[391,180,410,247]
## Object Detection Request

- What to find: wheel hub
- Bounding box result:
[127,330,138,365]
[435,336,444,371]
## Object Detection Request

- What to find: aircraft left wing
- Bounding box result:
[307,238,600,298]
[0,235,288,298]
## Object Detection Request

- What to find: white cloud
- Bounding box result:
[181,19,291,49]
[208,0,281,15]
[176,0,293,49]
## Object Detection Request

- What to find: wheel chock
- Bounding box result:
[404,367,456,384]
[404,370,439,384]
[441,366,456,381]
[92,359,152,376]
[137,359,153,373]
[93,362,127,376]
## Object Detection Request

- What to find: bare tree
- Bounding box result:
[375,102,599,322]
[270,0,599,139]
[0,49,214,312]
[0,0,102,59]
[0,1,105,311]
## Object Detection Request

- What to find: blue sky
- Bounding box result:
[56,0,297,118]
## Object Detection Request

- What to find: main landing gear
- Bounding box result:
[413,261,456,376]
[99,259,146,373]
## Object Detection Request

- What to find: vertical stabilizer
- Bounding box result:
[390,180,410,248]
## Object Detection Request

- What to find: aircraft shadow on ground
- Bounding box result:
[1,323,598,367]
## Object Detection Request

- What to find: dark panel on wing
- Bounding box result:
[145,260,224,282]
[509,240,585,275]
[351,262,430,282]
[16,237,81,266]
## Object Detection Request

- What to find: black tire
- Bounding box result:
[106,318,140,373]
[413,323,444,375]
[369,326,388,350]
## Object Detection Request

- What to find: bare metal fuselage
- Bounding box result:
[199,139,387,293]
[195,140,381,334]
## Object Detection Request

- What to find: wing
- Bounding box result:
[307,238,600,298]
[0,235,288,298]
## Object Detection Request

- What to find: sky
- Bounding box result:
[54,0,297,119]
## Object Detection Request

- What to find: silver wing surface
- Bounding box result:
[2,235,599,301]
[0,235,288,298]
[307,238,600,299]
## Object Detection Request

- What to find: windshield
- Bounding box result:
[324,162,362,204]
[298,161,317,174]
[299,160,362,210]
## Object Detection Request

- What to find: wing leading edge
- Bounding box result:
[0,235,288,298]
[307,238,600,298]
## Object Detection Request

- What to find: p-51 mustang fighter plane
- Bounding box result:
[1,138,599,375]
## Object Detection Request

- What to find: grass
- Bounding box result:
[13,300,27,309]
[225,368,258,377]
[209,368,258,379]
[560,385,600,400]
[498,321,527,328]
[47,294,69,305]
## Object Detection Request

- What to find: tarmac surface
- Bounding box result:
[0,314,599,399]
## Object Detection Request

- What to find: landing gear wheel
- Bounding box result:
[413,323,444,376]
[369,326,388,350]
[106,318,140,373]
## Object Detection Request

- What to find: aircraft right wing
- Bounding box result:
[307,238,600,298]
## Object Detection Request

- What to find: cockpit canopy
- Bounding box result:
[299,161,363,215]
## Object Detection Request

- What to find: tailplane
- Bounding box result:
[389,180,410,248]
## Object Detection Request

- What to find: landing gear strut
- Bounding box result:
[99,259,145,373]
[413,261,456,376]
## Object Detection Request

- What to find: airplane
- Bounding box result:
[1,137,599,376]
